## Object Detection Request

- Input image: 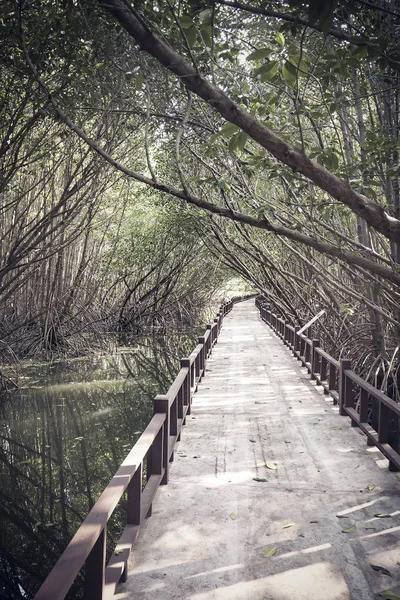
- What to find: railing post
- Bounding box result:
[206,324,212,356]
[329,363,337,402]
[154,394,169,484]
[84,528,106,600]
[304,339,311,365]
[339,359,352,416]
[311,339,320,381]
[378,403,390,444]
[320,355,327,392]
[145,425,163,520]
[294,326,300,354]
[198,339,205,379]
[181,358,191,416]
[377,403,398,470]
[213,319,219,344]
[359,387,368,423]
[127,463,142,526]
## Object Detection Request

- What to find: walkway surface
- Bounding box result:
[117,300,400,600]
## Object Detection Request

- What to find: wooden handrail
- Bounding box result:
[34,413,165,599]
[256,296,400,473]
[344,369,400,417]
[34,294,250,599]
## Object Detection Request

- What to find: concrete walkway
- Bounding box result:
[117,300,400,600]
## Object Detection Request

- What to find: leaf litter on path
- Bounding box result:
[342,523,357,533]
[371,564,392,577]
[263,547,278,557]
[380,592,400,600]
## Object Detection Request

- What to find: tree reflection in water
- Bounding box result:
[0,330,197,599]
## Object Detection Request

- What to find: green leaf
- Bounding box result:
[351,46,368,59]
[333,426,341,430]
[253,477,268,482]
[201,27,212,48]
[283,523,295,528]
[266,462,277,470]
[275,32,285,48]
[380,592,400,600]
[368,484,376,491]
[342,524,357,533]
[228,135,238,153]
[180,15,193,29]
[220,122,240,137]
[263,546,278,557]
[320,7,336,35]
[370,564,392,577]
[375,513,392,518]
[135,72,144,91]
[247,48,271,61]
[236,131,248,152]
[230,512,237,520]
[282,62,297,87]
[186,26,197,48]
[330,152,339,170]
[288,53,309,77]
[259,60,280,81]
[199,8,212,24]
[114,548,124,555]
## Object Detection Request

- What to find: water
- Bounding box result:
[0,330,198,599]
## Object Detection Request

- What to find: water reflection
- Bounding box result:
[0,331,197,599]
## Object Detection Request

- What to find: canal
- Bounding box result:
[0,329,198,599]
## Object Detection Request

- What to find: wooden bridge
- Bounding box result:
[35,298,400,600]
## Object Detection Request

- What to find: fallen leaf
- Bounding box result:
[342,524,357,533]
[368,484,376,491]
[309,520,319,524]
[249,439,256,443]
[263,547,278,557]
[253,477,268,482]
[114,549,124,555]
[380,592,400,600]
[333,426,342,430]
[371,564,392,577]
[283,523,295,528]
[266,462,277,470]
[336,514,348,519]
[193,455,201,458]
[374,513,392,518]
[230,513,237,520]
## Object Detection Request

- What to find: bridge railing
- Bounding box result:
[256,297,400,473]
[34,296,249,600]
